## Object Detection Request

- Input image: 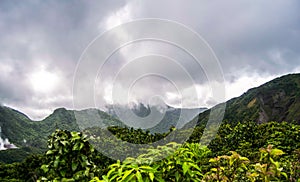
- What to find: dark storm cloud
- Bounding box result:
[0,0,299,119]
[125,0,300,75]
[0,0,126,118]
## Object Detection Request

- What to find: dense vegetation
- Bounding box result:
[0,120,299,181]
[197,73,300,125]
[0,105,201,163]
[0,73,300,181]
[0,107,124,163]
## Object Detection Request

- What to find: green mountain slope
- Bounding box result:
[0,106,41,147]
[0,107,124,163]
[197,73,300,125]
[1,73,300,163]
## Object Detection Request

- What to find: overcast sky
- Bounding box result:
[0,0,300,120]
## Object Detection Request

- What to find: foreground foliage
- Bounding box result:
[91,143,298,182]
[0,121,299,181]
[38,130,99,181]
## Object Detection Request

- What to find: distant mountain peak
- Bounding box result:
[53,107,68,113]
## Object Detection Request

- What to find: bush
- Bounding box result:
[38,130,99,181]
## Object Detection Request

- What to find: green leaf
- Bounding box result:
[282,172,288,179]
[209,158,217,163]
[175,171,180,181]
[102,176,109,182]
[109,174,119,181]
[54,159,59,168]
[46,150,54,155]
[271,148,284,156]
[41,164,49,173]
[71,131,79,137]
[125,173,135,182]
[188,163,201,171]
[107,168,116,178]
[60,141,68,146]
[79,142,84,150]
[211,168,218,172]
[60,169,66,177]
[84,169,89,176]
[229,157,234,166]
[72,162,78,172]
[73,142,80,151]
[240,157,249,161]
[41,177,48,181]
[136,171,143,182]
[122,169,134,181]
[139,166,153,170]
[149,172,154,182]
[182,162,190,175]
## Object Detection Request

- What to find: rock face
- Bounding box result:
[256,88,296,123]
[197,73,300,125]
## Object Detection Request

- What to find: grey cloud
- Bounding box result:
[0,0,300,119]
[0,0,126,118]
[126,0,300,75]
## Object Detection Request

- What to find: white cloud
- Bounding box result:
[0,0,299,119]
[101,3,133,30]
[3,103,53,121]
[103,83,113,105]
[224,73,277,100]
[28,66,60,93]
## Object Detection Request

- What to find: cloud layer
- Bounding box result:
[0,0,299,119]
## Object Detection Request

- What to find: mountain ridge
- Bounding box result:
[105,103,206,133]
[196,73,300,126]
[1,73,300,163]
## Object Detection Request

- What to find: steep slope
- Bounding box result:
[0,107,125,163]
[0,106,40,146]
[149,107,206,133]
[197,73,300,125]
[0,107,126,147]
[0,106,50,163]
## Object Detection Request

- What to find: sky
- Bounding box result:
[0,0,300,120]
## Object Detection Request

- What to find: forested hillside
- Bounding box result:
[0,120,299,181]
[197,73,300,126]
[0,73,299,181]
[0,104,204,163]
[0,107,124,163]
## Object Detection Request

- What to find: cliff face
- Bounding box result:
[197,73,300,125]
[256,87,299,123]
[254,74,300,123]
